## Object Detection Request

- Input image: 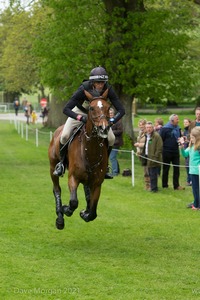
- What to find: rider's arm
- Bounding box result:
[108,87,125,123]
[63,86,85,120]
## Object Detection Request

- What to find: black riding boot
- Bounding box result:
[53,142,66,177]
[105,146,113,179]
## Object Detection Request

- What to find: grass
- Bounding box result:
[0,121,200,300]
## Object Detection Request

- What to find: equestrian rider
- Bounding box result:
[53,66,125,178]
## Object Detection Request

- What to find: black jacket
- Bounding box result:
[159,126,181,153]
[63,81,125,123]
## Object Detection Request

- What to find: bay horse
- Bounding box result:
[48,90,111,230]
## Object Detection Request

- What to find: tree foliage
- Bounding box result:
[0,6,39,93]
[1,0,200,136]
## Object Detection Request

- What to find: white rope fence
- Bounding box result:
[11,118,196,188]
[13,118,53,147]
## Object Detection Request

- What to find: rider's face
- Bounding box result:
[93,81,105,92]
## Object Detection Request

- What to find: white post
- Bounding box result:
[17,121,20,134]
[131,150,135,187]
[36,128,39,147]
[21,123,24,138]
[14,118,17,130]
[26,124,28,141]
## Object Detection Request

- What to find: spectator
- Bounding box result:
[179,127,200,209]
[160,114,185,190]
[141,121,163,192]
[189,106,200,133]
[109,108,123,176]
[183,118,192,186]
[13,97,20,116]
[31,110,38,124]
[154,117,164,176]
[134,119,150,190]
[154,117,164,133]
[41,106,49,125]
[24,102,32,125]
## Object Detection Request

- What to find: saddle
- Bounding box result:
[61,123,85,167]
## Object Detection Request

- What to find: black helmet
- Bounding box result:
[89,67,108,82]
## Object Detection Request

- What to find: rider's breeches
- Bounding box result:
[60,106,115,146]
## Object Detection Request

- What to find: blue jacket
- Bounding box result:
[160,122,181,153]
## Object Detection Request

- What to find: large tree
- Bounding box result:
[1,0,200,138]
[32,0,200,139]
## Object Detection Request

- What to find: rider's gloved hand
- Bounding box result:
[80,115,87,123]
[109,117,115,127]
[77,115,87,123]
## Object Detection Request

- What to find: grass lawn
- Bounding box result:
[0,121,200,300]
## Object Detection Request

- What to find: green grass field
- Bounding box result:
[1,121,200,300]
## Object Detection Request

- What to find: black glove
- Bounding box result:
[80,115,87,123]
[109,117,115,127]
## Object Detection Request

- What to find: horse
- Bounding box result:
[48,89,111,230]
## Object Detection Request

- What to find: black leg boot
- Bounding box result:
[53,142,66,177]
[105,146,113,179]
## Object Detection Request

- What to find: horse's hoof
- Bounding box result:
[80,210,96,222]
[56,217,65,230]
[62,205,73,217]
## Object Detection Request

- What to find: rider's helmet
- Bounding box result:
[89,67,108,82]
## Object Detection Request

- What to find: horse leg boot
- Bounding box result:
[53,142,66,177]
[105,146,113,179]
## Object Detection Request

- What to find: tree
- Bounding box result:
[1,0,200,138]
[0,6,40,94]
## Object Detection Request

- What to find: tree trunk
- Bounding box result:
[118,91,134,144]
[102,0,144,140]
[103,0,145,12]
[46,95,67,128]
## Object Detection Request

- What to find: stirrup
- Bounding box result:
[53,162,65,177]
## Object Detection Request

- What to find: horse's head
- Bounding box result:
[85,90,110,138]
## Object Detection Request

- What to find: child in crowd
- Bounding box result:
[182,118,192,186]
[179,127,200,210]
[154,117,164,133]
[134,119,151,190]
[31,110,38,124]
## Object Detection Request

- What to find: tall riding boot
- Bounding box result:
[53,142,66,177]
[105,146,113,179]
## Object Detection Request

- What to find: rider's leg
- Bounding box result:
[53,117,74,177]
[53,107,86,177]
[53,142,67,177]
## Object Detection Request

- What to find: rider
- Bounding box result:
[53,66,125,178]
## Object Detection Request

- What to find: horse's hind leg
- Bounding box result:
[52,175,65,230]
[62,176,79,217]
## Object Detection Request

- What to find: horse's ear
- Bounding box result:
[102,88,108,100]
[84,90,94,102]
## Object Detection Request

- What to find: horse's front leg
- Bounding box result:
[51,174,65,230]
[62,175,79,217]
[80,185,101,222]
